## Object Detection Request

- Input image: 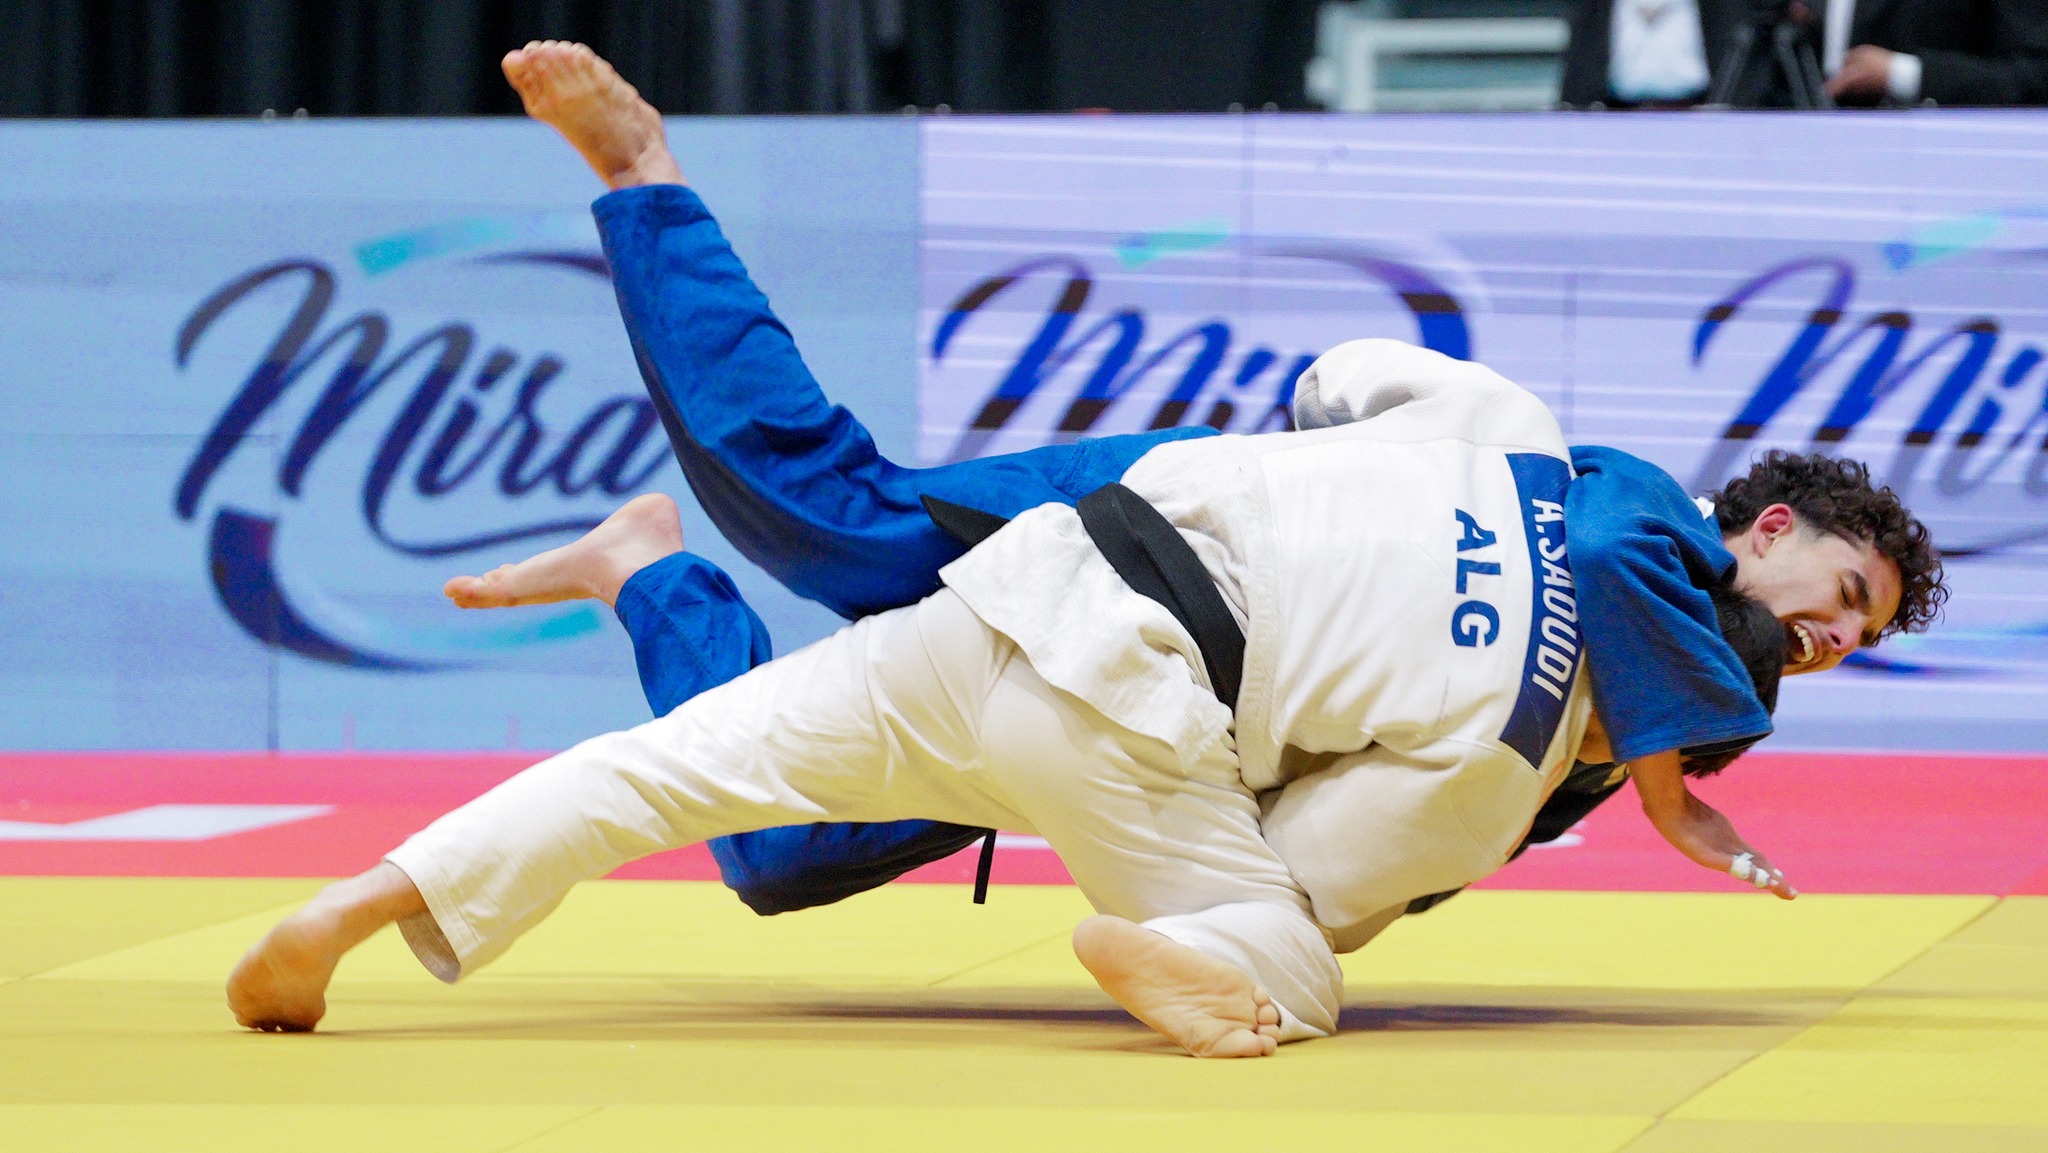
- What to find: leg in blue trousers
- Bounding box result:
[592,182,1214,914]
[592,183,1212,620]
[611,551,989,914]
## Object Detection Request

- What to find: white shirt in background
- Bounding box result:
[1609,0,1711,100]
[1824,0,1857,72]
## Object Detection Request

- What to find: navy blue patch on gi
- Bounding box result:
[1498,453,1581,768]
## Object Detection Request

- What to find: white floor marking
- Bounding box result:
[0,804,335,842]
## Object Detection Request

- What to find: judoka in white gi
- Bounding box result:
[226,329,1790,1057]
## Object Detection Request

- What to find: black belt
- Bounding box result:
[922,484,1246,905]
[923,484,1245,707]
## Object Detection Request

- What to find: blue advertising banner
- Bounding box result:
[4,113,2045,755]
[918,113,2048,752]
[0,118,916,750]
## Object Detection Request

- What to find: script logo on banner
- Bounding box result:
[1686,240,2048,677]
[917,211,2048,682]
[171,214,669,670]
[917,229,1479,464]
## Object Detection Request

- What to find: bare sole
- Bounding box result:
[501,40,682,189]
[1072,915,1281,1058]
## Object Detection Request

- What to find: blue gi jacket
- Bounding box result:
[1566,446,1772,764]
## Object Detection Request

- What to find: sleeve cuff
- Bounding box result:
[591,181,708,225]
[1887,53,1923,103]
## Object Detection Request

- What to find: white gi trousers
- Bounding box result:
[385,589,1344,1041]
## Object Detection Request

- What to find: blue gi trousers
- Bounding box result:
[595,183,1213,913]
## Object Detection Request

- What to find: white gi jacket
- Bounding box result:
[940,338,1594,940]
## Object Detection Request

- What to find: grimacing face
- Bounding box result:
[1727,503,1905,676]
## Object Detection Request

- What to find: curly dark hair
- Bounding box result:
[1680,583,1786,777]
[1710,450,1948,640]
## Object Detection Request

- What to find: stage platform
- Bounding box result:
[1,752,2045,1151]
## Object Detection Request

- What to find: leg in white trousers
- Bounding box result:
[386,589,1343,1040]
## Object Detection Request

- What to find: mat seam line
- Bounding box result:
[15,890,324,980]
[923,928,1073,987]
[492,1105,605,1152]
[1618,893,2006,1149]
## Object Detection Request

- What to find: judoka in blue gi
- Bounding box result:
[451,42,1944,922]
[224,43,1945,1055]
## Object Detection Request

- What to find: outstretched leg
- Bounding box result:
[510,42,1206,619]
[227,589,1023,1026]
[445,496,989,918]
[226,862,425,1032]
[496,40,1203,917]
[1073,916,1281,1058]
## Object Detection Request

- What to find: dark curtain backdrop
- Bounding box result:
[0,0,1320,116]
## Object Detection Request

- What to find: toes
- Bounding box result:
[1198,1027,1276,1059]
[1252,988,1280,1032]
[442,576,485,606]
[444,571,515,608]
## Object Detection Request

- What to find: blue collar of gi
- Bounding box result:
[1565,446,1772,765]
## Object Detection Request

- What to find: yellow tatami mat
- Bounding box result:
[0,878,2040,1152]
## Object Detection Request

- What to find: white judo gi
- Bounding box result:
[385,339,1593,1042]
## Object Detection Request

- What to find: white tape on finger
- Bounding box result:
[1730,853,1767,887]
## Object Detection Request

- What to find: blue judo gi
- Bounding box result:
[593,184,1770,916]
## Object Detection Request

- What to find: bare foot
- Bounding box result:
[445,493,684,610]
[227,864,426,1032]
[1072,915,1282,1058]
[226,904,341,1031]
[501,40,684,189]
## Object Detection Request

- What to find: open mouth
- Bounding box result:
[1784,621,1820,669]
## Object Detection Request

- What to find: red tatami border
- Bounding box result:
[1,750,2044,895]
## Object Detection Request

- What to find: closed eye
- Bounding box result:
[1842,572,1878,646]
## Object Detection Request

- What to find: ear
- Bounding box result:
[1750,503,1796,551]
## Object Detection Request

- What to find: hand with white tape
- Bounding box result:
[1632,750,1799,900]
[1729,851,1784,891]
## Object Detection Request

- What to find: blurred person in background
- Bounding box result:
[1820,0,2048,106]
[1561,0,2048,106]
